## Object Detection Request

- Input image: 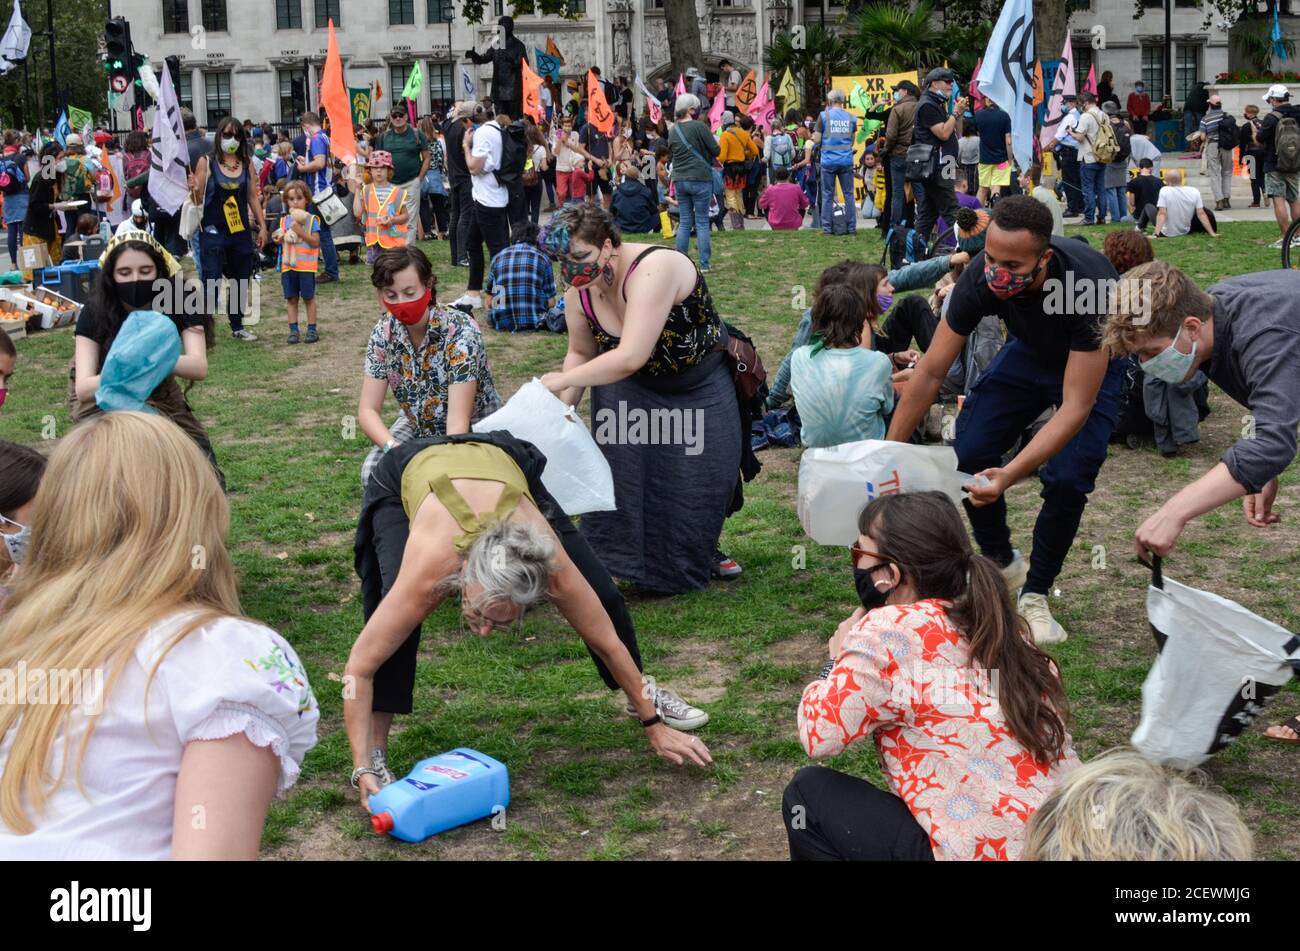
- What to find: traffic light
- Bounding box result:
[104,17,132,85]
[132,52,153,111]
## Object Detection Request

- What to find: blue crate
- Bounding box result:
[35,261,100,304]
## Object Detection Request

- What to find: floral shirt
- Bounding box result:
[363,306,502,435]
[798,598,1080,861]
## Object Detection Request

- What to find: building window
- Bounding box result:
[429,62,452,101]
[1175,43,1199,106]
[205,71,231,125]
[162,0,188,33]
[177,70,193,110]
[390,0,415,25]
[1066,0,1090,10]
[315,0,340,27]
[276,0,302,29]
[279,67,310,123]
[391,63,414,106]
[1073,43,1092,93]
[427,0,451,23]
[1141,46,1165,103]
[202,0,227,31]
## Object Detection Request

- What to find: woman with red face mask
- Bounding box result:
[358,245,502,488]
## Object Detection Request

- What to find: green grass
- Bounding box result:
[2,220,1297,859]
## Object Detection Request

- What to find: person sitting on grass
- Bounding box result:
[1145,169,1220,238]
[0,439,44,608]
[1021,748,1252,860]
[610,162,660,235]
[358,246,501,488]
[1020,163,1064,237]
[0,412,319,858]
[483,220,563,333]
[346,430,713,809]
[353,150,411,267]
[1126,158,1164,233]
[784,490,1079,861]
[273,180,322,345]
[758,166,810,231]
[0,326,14,411]
[790,283,894,448]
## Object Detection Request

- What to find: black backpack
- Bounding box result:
[1112,121,1132,163]
[495,121,527,187]
[1217,112,1239,151]
[884,225,932,270]
[830,201,850,235]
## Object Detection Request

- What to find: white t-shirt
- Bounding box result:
[470,121,509,208]
[0,611,319,859]
[1157,184,1204,237]
[554,129,583,173]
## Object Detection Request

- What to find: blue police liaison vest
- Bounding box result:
[819,107,857,170]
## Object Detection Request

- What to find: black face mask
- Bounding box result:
[854,562,896,611]
[118,278,158,311]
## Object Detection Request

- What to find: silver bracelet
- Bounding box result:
[350,766,384,788]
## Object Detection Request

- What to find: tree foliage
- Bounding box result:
[764,23,849,113]
[0,0,109,129]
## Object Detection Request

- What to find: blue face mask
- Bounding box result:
[1141,326,1198,383]
[1,514,30,564]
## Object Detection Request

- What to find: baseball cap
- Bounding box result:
[367,150,393,168]
[1207,95,1222,107]
[685,67,700,79]
[1265,83,1290,102]
[893,79,919,96]
[65,132,83,147]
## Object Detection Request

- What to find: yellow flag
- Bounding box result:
[776,67,800,113]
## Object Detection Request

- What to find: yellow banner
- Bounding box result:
[829,72,919,202]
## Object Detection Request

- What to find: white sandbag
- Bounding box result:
[472,379,616,516]
[1132,557,1300,770]
[797,439,965,546]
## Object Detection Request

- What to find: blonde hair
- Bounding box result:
[1022,748,1253,861]
[1100,260,1215,355]
[0,412,241,834]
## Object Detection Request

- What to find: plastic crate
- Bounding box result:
[35,261,100,305]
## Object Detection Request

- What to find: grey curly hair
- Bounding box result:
[442,519,556,616]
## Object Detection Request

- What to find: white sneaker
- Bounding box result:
[1000,549,1028,594]
[231,328,258,341]
[626,686,709,731]
[450,293,482,310]
[1018,592,1068,645]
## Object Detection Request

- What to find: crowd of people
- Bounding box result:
[0,57,1295,864]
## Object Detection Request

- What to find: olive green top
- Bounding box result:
[400,442,536,553]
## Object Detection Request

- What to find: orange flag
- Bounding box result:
[736,68,758,114]
[585,68,614,134]
[100,144,122,214]
[522,58,543,122]
[546,36,565,66]
[1033,60,1044,109]
[319,20,357,165]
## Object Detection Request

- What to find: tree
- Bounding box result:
[764,23,849,112]
[0,0,110,129]
[847,2,946,74]
[1035,0,1069,63]
[459,0,585,20]
[662,0,705,81]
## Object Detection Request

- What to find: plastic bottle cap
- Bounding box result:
[371,811,394,834]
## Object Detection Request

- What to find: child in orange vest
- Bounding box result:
[273,180,322,344]
[352,150,409,266]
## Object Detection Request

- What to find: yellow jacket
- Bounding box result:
[718,126,759,165]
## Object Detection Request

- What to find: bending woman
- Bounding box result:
[346,430,713,807]
[784,490,1079,861]
[538,204,743,591]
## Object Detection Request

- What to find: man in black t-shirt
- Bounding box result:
[885,196,1124,646]
[579,121,613,210]
[1126,158,1163,231]
[913,67,968,243]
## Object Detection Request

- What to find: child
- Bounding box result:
[352,150,409,266]
[273,180,321,344]
[568,160,594,205]
[62,213,101,260]
[0,327,14,410]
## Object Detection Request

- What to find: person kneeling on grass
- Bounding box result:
[274,180,321,345]
[1104,261,1300,745]
[784,491,1079,861]
[345,431,713,808]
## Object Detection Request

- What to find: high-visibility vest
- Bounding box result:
[279,213,321,272]
[365,184,409,248]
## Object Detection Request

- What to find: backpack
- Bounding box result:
[1090,111,1121,164]
[769,132,794,169]
[1217,112,1238,151]
[885,226,932,270]
[1112,121,1132,163]
[495,121,527,187]
[1111,354,1155,443]
[63,156,92,198]
[830,201,850,235]
[522,150,539,188]
[0,157,25,195]
[1273,110,1300,173]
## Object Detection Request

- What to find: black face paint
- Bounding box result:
[854,562,895,611]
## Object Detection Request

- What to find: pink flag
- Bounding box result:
[635,75,662,125]
[709,86,726,132]
[969,57,985,110]
[676,73,686,97]
[1039,34,1077,149]
[748,79,776,134]
[1083,64,1097,96]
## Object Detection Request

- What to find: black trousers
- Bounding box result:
[421,192,448,235]
[467,201,510,292]
[1057,147,1084,215]
[363,440,645,714]
[783,766,935,861]
[524,182,543,224]
[450,179,472,266]
[875,294,941,355]
[913,171,961,243]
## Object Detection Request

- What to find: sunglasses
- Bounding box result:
[849,542,890,569]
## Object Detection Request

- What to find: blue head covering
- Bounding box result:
[95,310,182,414]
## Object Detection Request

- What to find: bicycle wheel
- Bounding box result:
[1283,216,1300,269]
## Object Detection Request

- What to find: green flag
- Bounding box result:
[67,105,93,135]
[349,87,372,127]
[401,62,423,101]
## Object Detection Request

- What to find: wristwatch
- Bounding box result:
[382,438,398,453]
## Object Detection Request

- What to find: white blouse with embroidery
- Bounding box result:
[0,611,319,859]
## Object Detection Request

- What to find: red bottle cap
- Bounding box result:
[371,811,394,834]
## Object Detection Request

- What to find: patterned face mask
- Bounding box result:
[983,252,1046,299]
[562,249,614,289]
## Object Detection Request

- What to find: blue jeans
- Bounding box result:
[674,179,713,269]
[888,154,908,229]
[820,165,856,233]
[953,339,1123,595]
[1106,185,1127,222]
[1080,162,1107,223]
[307,202,339,278]
[189,232,204,282]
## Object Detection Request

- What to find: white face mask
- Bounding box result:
[221,137,239,154]
[1,514,30,565]
[1140,326,1199,384]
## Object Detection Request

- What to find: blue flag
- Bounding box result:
[976,0,1035,172]
[535,48,560,82]
[53,109,69,147]
[1273,5,1287,62]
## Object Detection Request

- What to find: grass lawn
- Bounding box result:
[3,220,1297,860]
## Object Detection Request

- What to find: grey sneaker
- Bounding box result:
[626,686,710,731]
[232,328,258,342]
[1000,549,1028,595]
[369,747,396,786]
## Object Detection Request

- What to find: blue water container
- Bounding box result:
[368,748,510,842]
